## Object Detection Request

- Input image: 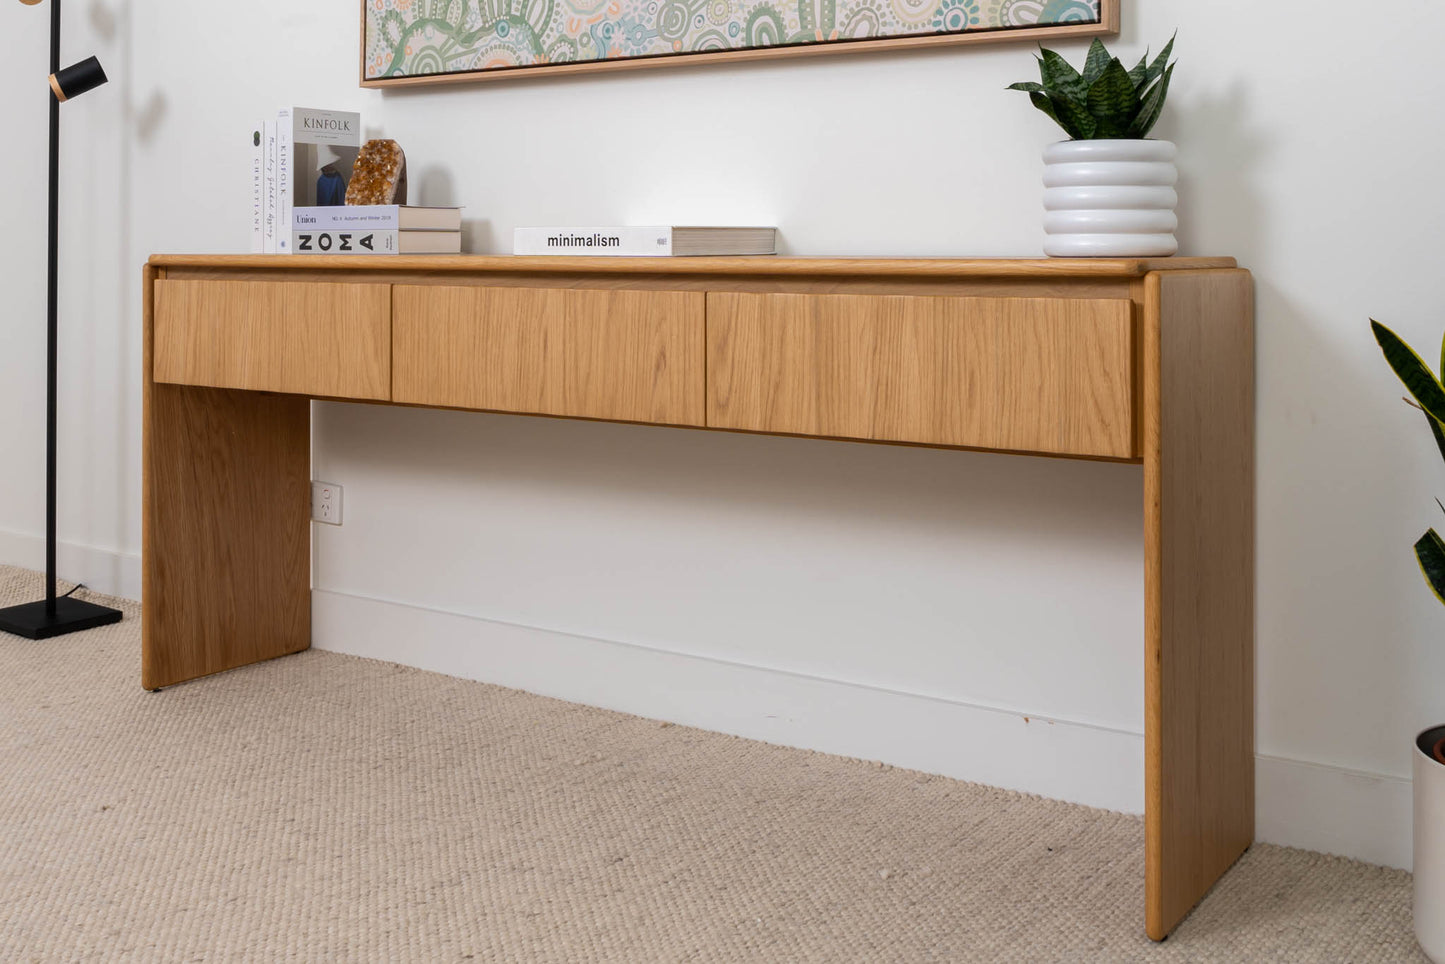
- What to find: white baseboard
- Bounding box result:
[1255,754,1412,870]
[0,528,140,600]
[314,589,1418,869]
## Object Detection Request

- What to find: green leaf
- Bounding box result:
[1039,48,1087,99]
[1086,59,1138,137]
[1416,529,1445,605]
[1146,32,1176,86]
[1028,90,1063,129]
[1128,50,1149,88]
[1133,72,1162,106]
[1007,82,1046,92]
[1048,90,1096,139]
[1372,320,1445,425]
[1127,62,1173,138]
[1082,38,1112,84]
[1426,409,1445,468]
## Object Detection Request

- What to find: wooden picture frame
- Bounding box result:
[360,0,1119,87]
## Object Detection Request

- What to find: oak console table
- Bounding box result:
[142,254,1253,940]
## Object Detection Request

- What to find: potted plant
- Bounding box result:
[1372,319,1445,963]
[1008,36,1178,258]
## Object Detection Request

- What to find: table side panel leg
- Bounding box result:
[1143,269,1256,940]
[143,331,311,689]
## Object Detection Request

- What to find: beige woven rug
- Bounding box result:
[0,565,1425,961]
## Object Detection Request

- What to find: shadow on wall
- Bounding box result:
[309,401,1145,725]
[1162,80,1266,258]
[1253,272,1443,763]
[414,165,453,206]
[312,400,1143,552]
[88,0,166,140]
[407,165,495,252]
[1148,58,1444,757]
[84,0,165,561]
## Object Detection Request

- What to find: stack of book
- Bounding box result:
[251,107,361,254]
[292,204,462,256]
[250,106,461,256]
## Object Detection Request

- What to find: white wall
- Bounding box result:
[2,0,1439,868]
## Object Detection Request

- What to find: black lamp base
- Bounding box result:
[0,596,123,640]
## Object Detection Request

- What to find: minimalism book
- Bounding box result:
[513,226,777,257]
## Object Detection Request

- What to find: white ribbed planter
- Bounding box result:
[1417,727,1445,962]
[1042,140,1178,258]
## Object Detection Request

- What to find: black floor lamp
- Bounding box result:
[0,0,123,639]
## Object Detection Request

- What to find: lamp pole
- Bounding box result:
[0,0,122,639]
[45,0,61,618]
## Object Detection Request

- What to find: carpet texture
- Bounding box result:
[0,566,1426,961]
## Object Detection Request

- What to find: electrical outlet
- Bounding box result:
[311,481,343,525]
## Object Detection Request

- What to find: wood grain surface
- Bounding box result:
[1143,269,1256,940]
[142,382,311,690]
[147,254,1235,279]
[392,285,705,426]
[153,279,391,399]
[707,292,1136,458]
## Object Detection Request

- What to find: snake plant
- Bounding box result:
[1008,35,1176,140]
[1373,320,1445,603]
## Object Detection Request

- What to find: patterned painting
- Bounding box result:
[363,0,1106,82]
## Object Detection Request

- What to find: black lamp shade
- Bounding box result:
[49,55,106,102]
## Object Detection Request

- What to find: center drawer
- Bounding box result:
[392,285,705,426]
[706,292,1137,459]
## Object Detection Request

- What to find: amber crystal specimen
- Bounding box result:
[346,139,408,205]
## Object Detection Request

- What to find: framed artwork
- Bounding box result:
[361,0,1119,86]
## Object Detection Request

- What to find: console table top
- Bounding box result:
[147,254,1237,278]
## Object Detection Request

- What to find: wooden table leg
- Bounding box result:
[1142,269,1256,940]
[142,266,311,689]
[141,382,310,689]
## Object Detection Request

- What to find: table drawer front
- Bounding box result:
[392,285,705,426]
[153,279,391,399]
[707,293,1136,458]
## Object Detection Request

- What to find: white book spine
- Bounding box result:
[249,127,264,253]
[293,228,403,255]
[513,226,674,257]
[262,120,278,254]
[295,205,403,231]
[275,109,293,254]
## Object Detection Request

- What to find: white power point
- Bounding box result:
[311,481,343,525]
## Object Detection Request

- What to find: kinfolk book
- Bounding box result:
[513,226,776,257]
[276,107,362,254]
[262,120,278,253]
